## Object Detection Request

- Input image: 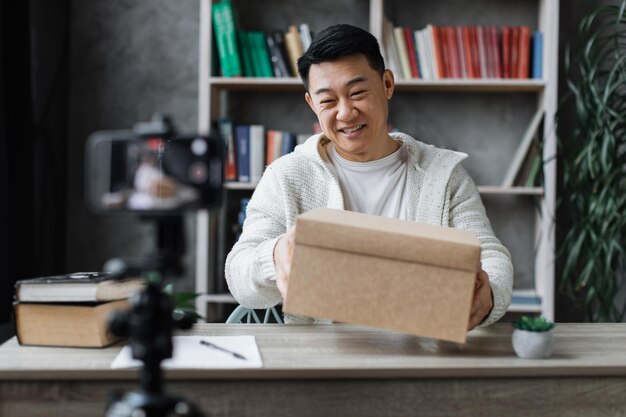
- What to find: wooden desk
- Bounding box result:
[1,323,626,417]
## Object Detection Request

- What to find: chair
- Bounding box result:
[225,305,283,324]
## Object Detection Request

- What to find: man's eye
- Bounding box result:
[351,90,365,98]
[320,99,335,105]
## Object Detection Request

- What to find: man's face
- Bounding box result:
[305,54,395,162]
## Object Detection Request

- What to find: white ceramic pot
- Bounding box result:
[512,329,554,359]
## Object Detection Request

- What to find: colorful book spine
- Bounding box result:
[235,125,250,182]
[266,32,289,77]
[249,124,265,183]
[518,26,531,78]
[218,117,237,181]
[531,31,543,79]
[284,25,303,77]
[250,31,274,77]
[212,0,242,77]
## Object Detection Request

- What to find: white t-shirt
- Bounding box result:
[327,142,408,220]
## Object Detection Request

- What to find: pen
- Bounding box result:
[200,340,247,360]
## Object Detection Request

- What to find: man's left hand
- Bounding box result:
[468,268,493,330]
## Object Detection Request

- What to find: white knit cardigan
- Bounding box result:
[225,132,514,326]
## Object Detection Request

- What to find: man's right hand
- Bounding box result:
[273,226,296,299]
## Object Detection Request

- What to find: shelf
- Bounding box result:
[209,77,546,93]
[476,186,544,196]
[226,182,544,196]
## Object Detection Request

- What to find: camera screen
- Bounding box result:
[86,131,223,213]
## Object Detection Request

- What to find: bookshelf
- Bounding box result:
[196,0,559,321]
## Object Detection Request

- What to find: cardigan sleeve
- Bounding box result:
[446,164,514,325]
[224,165,287,309]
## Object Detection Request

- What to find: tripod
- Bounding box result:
[105,217,204,417]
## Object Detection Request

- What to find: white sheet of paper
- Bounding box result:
[110,335,263,369]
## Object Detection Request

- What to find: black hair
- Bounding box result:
[297,24,385,91]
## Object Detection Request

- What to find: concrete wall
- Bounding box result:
[66,0,200,290]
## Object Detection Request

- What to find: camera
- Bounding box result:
[86,115,223,214]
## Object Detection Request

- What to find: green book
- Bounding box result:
[248,32,263,77]
[250,31,275,77]
[212,0,242,77]
[238,31,255,77]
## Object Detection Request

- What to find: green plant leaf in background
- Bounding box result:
[559,1,626,322]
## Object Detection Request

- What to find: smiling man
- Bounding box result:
[225,24,513,329]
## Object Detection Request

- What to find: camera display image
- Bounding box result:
[87,131,223,213]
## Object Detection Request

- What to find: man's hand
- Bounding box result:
[273,226,296,299]
[468,267,493,330]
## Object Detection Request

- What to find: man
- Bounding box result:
[226,24,513,329]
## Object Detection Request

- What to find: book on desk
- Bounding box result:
[13,272,143,348]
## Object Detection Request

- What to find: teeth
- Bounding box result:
[342,125,363,133]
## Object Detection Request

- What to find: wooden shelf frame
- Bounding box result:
[196,0,559,321]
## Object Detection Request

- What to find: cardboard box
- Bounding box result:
[283,208,480,343]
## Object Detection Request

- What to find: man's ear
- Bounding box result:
[383,69,395,99]
[305,92,316,113]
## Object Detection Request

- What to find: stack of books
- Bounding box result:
[13,272,144,348]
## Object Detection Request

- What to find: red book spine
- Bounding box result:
[491,26,501,78]
[518,26,531,78]
[470,27,481,78]
[502,26,511,78]
[432,26,445,79]
[447,27,460,78]
[441,27,452,78]
[511,27,520,78]
[463,26,474,78]
[404,27,420,78]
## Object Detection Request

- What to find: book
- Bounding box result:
[235,125,251,182]
[393,27,412,79]
[518,26,531,78]
[281,131,296,156]
[299,23,313,51]
[510,27,520,78]
[382,17,402,79]
[266,32,289,77]
[531,31,543,79]
[14,272,145,303]
[403,27,420,79]
[218,117,238,181]
[14,299,129,347]
[250,31,274,77]
[502,109,544,187]
[502,26,511,78]
[269,30,293,77]
[212,0,242,77]
[284,25,303,77]
[265,129,283,165]
[249,124,265,183]
[455,26,467,79]
[237,31,255,76]
[415,30,430,80]
[428,25,444,79]
[463,26,470,78]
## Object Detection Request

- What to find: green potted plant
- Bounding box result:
[511,316,555,359]
[559,2,626,321]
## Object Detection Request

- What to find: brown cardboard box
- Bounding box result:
[283,208,480,343]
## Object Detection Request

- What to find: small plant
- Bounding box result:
[512,316,555,332]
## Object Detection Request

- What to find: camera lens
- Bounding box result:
[188,162,208,184]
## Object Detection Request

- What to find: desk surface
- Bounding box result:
[1,323,626,380]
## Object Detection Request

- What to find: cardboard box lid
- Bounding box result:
[295,208,480,272]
